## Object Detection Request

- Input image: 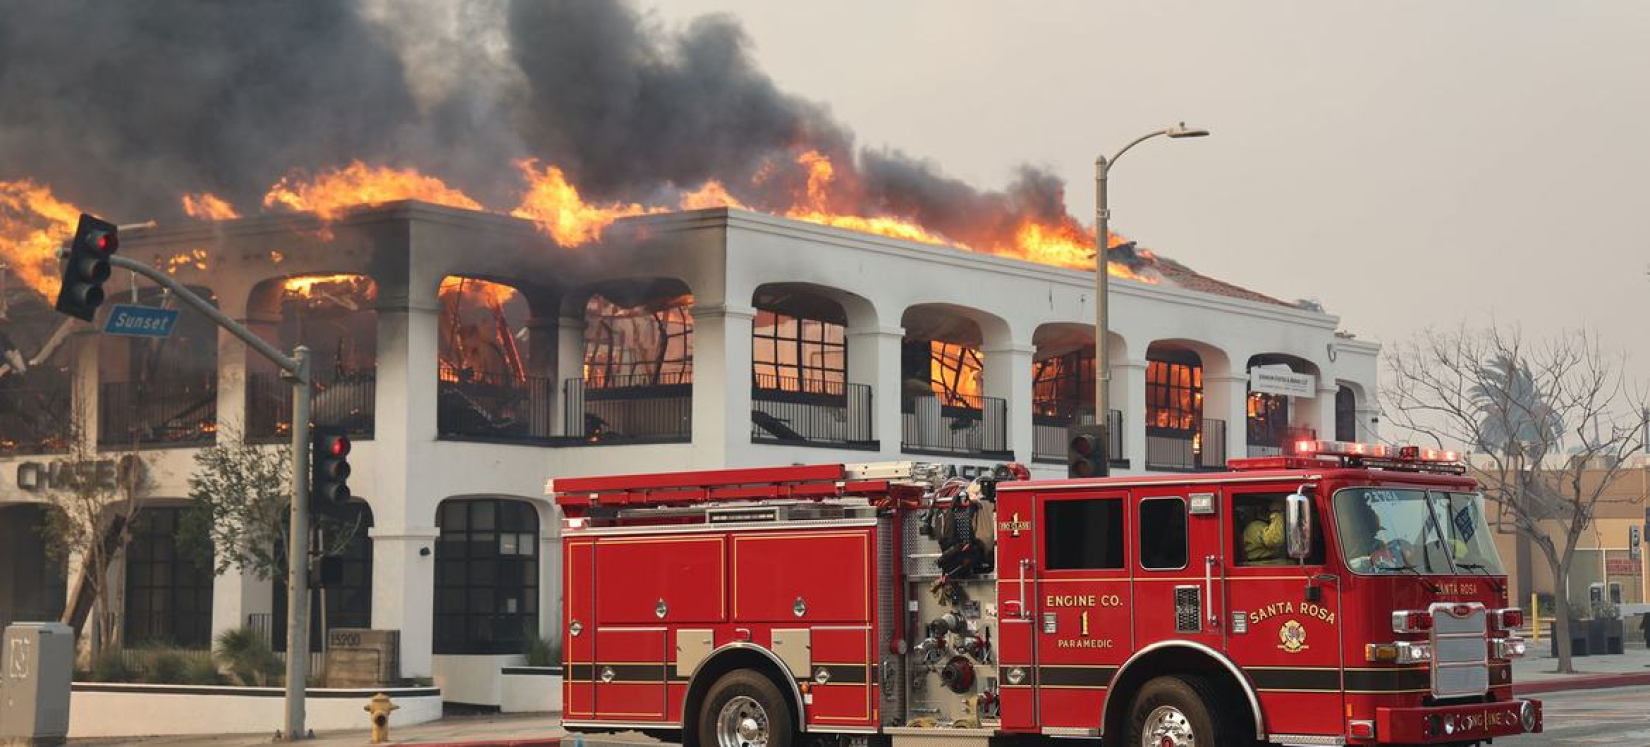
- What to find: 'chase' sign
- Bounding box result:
[12,456,145,493]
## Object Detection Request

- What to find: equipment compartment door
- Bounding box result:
[1034,489,1133,733]
[592,627,669,721]
[564,540,596,720]
[993,487,1038,731]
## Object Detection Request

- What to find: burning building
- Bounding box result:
[0,199,1378,710]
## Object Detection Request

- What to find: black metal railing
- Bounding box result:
[1145,418,1227,472]
[900,393,1009,457]
[565,374,692,443]
[99,379,217,447]
[0,384,73,454]
[750,375,873,448]
[438,366,554,441]
[1032,408,1124,464]
[248,371,377,440]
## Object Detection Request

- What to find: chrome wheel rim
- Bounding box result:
[716,695,770,747]
[1142,705,1195,747]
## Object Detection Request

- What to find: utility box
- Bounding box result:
[0,623,74,745]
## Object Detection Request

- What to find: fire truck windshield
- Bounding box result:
[1333,488,1506,576]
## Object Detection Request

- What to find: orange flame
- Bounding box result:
[511,159,665,246]
[439,276,519,307]
[263,161,482,222]
[283,274,377,303]
[181,192,240,221]
[678,180,748,210]
[0,179,82,299]
[781,151,950,245]
[159,249,209,274]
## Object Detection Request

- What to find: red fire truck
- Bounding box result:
[550,440,1541,747]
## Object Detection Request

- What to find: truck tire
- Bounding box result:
[697,669,796,747]
[1125,674,1248,747]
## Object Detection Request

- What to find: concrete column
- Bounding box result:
[846,325,905,456]
[1356,405,1381,443]
[983,342,1035,462]
[71,333,99,447]
[370,287,442,675]
[368,528,439,677]
[210,569,272,642]
[1311,385,1340,441]
[1115,358,1149,471]
[1204,375,1251,463]
[689,303,756,465]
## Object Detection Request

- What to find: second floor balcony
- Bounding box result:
[563,373,692,445]
[99,379,217,448]
[1032,408,1124,466]
[248,371,377,441]
[1144,418,1228,472]
[749,374,874,449]
[901,393,1010,460]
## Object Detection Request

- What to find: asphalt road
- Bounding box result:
[1520,685,1650,746]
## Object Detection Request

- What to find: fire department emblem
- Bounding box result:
[1278,619,1308,653]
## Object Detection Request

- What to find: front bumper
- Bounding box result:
[1375,699,1541,743]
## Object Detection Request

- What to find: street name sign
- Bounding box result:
[103,304,179,338]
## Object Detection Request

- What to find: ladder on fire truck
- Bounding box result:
[547,461,1009,513]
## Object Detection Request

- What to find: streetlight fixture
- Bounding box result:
[1091,122,1210,472]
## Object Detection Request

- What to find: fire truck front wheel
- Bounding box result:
[698,670,797,747]
[1125,675,1249,747]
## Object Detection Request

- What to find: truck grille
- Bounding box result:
[1430,602,1488,698]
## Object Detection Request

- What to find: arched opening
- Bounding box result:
[97,286,218,447]
[247,274,378,440]
[899,305,1006,457]
[749,284,869,447]
[435,276,545,440]
[273,501,373,652]
[0,294,75,454]
[0,504,67,630]
[1144,342,1223,471]
[1029,324,1125,465]
[1244,354,1320,456]
[567,279,693,443]
[433,498,541,656]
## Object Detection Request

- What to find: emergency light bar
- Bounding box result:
[1224,439,1469,474]
[1294,439,1460,464]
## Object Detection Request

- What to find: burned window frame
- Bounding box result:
[1146,353,1202,435]
[1032,349,1094,419]
[582,295,694,390]
[751,309,846,398]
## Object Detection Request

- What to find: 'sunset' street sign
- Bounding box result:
[103,304,180,338]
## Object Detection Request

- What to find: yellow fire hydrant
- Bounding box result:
[365,692,400,744]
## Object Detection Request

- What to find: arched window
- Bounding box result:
[125,506,214,647]
[434,499,539,655]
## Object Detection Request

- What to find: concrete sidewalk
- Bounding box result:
[69,712,573,747]
[1513,639,1650,694]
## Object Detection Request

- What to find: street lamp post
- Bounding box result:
[1094,122,1209,461]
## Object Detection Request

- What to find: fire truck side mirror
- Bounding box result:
[1285,491,1313,560]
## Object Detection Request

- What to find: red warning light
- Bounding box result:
[328,435,351,457]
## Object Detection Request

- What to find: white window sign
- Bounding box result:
[1249,367,1317,398]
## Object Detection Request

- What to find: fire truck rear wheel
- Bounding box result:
[699,670,796,747]
[1125,675,1245,747]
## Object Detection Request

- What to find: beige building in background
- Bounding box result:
[1481,462,1650,614]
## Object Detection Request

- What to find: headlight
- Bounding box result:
[1493,637,1528,659]
[1520,700,1537,732]
[1396,641,1432,664]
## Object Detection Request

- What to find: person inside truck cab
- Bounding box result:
[1238,499,1288,565]
[1342,498,1413,572]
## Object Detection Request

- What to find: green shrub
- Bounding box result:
[90,650,137,683]
[145,651,189,684]
[523,634,558,667]
[183,655,224,685]
[213,627,282,687]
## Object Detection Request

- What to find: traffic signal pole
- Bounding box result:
[104,255,314,740]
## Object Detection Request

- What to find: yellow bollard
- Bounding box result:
[365,692,400,744]
[1530,592,1541,643]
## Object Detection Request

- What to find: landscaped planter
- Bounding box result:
[1588,618,1625,655]
[1551,619,1590,657]
[500,666,563,713]
[67,683,441,739]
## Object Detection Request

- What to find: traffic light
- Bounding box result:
[54,213,119,321]
[1066,423,1110,478]
[311,427,352,508]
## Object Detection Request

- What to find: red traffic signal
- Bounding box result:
[311,428,353,507]
[327,434,351,458]
[54,213,120,322]
[1066,423,1110,479]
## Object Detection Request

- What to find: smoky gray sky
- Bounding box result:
[643,1,1650,375]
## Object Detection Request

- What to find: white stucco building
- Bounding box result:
[0,202,1379,705]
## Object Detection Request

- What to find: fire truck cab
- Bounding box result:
[550,442,1541,747]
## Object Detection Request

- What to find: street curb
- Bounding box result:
[1514,671,1650,695]
[407,740,560,747]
